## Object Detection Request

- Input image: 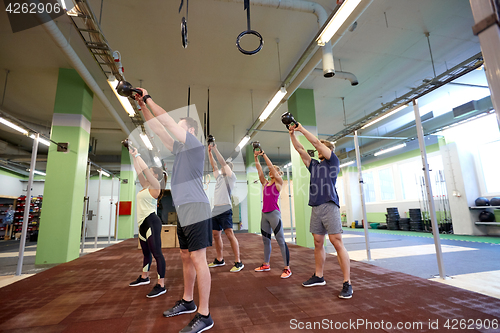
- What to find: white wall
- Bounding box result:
[0,173,26,196]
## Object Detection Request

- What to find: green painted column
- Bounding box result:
[288,88,316,248]
[36,68,93,264]
[117,146,136,239]
[245,144,261,234]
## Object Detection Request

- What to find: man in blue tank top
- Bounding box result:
[135,89,214,333]
[289,122,353,299]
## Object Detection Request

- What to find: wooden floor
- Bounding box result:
[1,233,500,333]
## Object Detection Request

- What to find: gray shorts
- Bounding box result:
[310,202,343,235]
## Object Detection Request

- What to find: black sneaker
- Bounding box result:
[146,284,166,298]
[129,275,150,287]
[180,312,214,333]
[208,258,225,268]
[302,274,326,287]
[230,261,244,272]
[338,281,353,299]
[163,299,197,317]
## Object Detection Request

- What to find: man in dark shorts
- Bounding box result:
[135,89,213,333]
[207,143,243,272]
[289,122,353,299]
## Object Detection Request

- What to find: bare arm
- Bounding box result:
[135,88,187,143]
[139,99,174,152]
[295,123,331,160]
[254,151,267,185]
[208,145,220,178]
[262,153,283,191]
[213,144,232,178]
[289,125,312,168]
[129,148,161,198]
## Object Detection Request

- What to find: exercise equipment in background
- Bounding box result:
[236,0,263,55]
[179,0,189,48]
[475,197,490,206]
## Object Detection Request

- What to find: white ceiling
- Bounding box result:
[0,0,485,173]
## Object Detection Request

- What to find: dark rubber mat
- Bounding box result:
[1,233,499,332]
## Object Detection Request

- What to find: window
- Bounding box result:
[378,167,395,200]
[363,171,376,203]
[478,140,500,193]
[399,161,421,200]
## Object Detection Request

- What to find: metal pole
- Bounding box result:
[287,166,295,243]
[115,179,121,241]
[413,99,446,279]
[108,176,114,244]
[80,161,91,254]
[16,133,39,276]
[95,169,102,248]
[353,130,371,261]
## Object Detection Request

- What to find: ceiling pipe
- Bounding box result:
[40,19,132,136]
[312,68,358,85]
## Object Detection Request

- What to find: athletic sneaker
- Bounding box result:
[302,274,326,287]
[163,299,198,317]
[254,264,270,272]
[230,262,244,272]
[129,275,150,287]
[146,284,166,298]
[208,258,225,267]
[338,281,353,299]
[281,268,292,279]
[179,312,214,333]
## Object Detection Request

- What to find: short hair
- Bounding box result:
[180,117,198,136]
[320,139,335,152]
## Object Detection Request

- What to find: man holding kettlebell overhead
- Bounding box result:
[288,122,353,299]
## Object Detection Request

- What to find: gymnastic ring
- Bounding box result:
[181,17,188,48]
[236,29,263,55]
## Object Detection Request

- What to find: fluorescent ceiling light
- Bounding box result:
[0,117,28,135]
[29,134,50,147]
[60,0,67,10]
[140,133,153,150]
[28,169,46,176]
[153,156,162,167]
[374,143,406,157]
[361,104,408,129]
[99,169,110,177]
[339,161,355,168]
[284,162,292,168]
[259,87,287,121]
[317,0,362,46]
[108,75,136,117]
[237,136,251,150]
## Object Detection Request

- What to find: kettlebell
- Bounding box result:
[281,112,299,129]
[207,135,215,145]
[252,141,261,151]
[121,139,134,150]
[116,80,143,98]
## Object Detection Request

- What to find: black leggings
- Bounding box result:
[139,213,166,279]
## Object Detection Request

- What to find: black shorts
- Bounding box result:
[212,208,233,231]
[176,202,212,252]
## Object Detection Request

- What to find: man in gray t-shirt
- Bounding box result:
[207,144,243,272]
[134,88,213,332]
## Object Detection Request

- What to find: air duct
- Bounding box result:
[312,68,358,85]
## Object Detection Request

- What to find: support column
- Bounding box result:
[117,146,136,239]
[36,68,93,264]
[245,144,261,234]
[288,89,316,248]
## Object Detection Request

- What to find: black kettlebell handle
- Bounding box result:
[281,112,299,129]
